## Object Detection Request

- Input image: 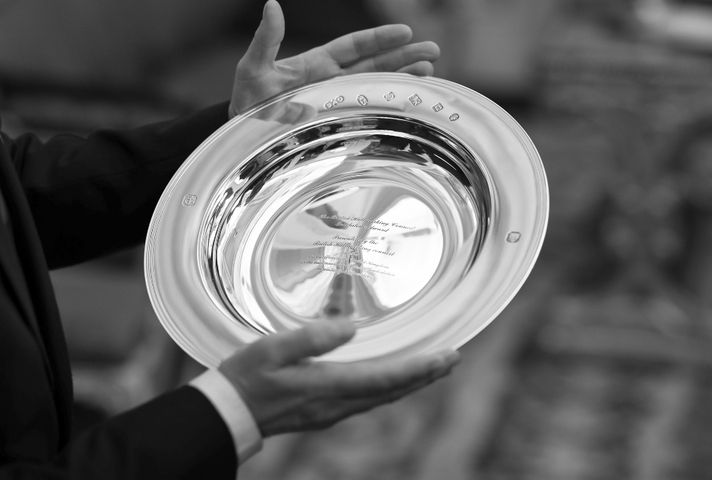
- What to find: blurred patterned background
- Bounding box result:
[3,0,712,478]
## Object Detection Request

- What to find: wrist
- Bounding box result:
[189,369,263,463]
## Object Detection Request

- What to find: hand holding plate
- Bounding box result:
[217,320,460,437]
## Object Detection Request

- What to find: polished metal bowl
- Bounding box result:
[145,73,548,366]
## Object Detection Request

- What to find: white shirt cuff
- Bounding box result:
[189,369,263,464]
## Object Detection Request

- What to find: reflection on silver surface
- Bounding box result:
[145,73,549,365]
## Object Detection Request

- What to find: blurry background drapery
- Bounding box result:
[4,0,712,478]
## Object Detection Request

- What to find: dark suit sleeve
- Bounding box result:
[0,103,239,479]
[3,102,229,269]
[0,387,238,480]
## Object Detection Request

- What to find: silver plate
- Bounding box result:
[145,73,548,366]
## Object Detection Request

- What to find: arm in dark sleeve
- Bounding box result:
[0,387,238,480]
[4,102,229,269]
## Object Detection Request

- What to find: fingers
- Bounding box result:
[342,371,447,413]
[261,102,318,125]
[323,24,414,67]
[363,352,460,400]
[237,0,285,78]
[397,60,436,77]
[330,349,461,395]
[312,350,461,424]
[344,41,440,76]
[247,321,358,367]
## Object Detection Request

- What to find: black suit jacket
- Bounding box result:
[0,103,239,479]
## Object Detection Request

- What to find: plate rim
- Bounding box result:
[145,72,549,365]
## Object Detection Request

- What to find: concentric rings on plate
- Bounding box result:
[145,73,548,366]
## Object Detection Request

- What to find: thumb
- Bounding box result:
[253,321,357,367]
[239,0,285,74]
